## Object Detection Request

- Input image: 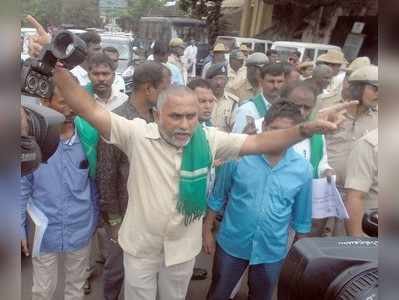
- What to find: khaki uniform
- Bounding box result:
[326,107,378,187]
[211,91,240,132]
[230,78,258,103]
[345,129,378,209]
[226,66,247,95]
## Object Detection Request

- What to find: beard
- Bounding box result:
[159,128,192,148]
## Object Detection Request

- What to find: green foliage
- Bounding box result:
[125,0,167,22]
[21,0,101,28]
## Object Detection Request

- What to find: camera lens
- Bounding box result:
[39,79,49,95]
[27,74,38,91]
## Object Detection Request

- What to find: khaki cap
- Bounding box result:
[298,61,314,70]
[213,43,228,52]
[345,56,371,73]
[348,65,378,86]
[169,38,185,47]
[317,49,347,65]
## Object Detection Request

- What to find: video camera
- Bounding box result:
[20,30,87,176]
[21,30,87,99]
[278,210,378,300]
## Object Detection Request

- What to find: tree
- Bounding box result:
[179,0,224,46]
[258,0,375,41]
[21,0,101,29]
[122,0,167,31]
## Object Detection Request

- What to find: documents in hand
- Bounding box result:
[27,201,48,257]
[312,176,349,219]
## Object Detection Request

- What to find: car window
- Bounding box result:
[215,37,235,51]
[101,40,131,60]
[303,48,315,62]
[254,43,265,53]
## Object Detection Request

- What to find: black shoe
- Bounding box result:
[191,268,207,280]
[83,279,91,295]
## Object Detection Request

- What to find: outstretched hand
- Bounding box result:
[304,101,359,135]
[25,15,50,58]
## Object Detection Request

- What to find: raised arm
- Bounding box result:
[53,66,111,139]
[239,101,358,156]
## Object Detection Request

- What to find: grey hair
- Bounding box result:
[156,85,196,111]
[312,64,333,79]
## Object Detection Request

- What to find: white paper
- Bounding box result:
[27,201,48,257]
[312,176,349,219]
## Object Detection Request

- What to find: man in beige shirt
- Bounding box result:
[324,65,378,237]
[326,65,378,189]
[226,49,246,89]
[230,52,269,102]
[345,128,378,236]
[53,63,355,300]
[206,63,240,132]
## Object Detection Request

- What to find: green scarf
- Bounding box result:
[74,83,99,178]
[178,125,212,225]
[250,94,268,117]
[307,112,323,178]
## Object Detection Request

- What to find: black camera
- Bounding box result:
[21,30,87,99]
[278,210,378,300]
[20,30,87,176]
[21,96,65,176]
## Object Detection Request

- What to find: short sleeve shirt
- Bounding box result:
[326,108,378,186]
[105,112,247,266]
[345,129,378,209]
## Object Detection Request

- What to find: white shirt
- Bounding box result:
[255,117,332,177]
[71,65,90,86]
[94,87,128,112]
[71,65,126,93]
[113,74,126,94]
[183,45,198,77]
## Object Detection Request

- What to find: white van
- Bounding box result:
[271,41,341,64]
[215,36,273,54]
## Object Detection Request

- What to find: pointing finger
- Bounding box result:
[25,15,48,37]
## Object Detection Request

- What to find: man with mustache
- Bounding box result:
[206,63,239,132]
[88,53,128,111]
[52,56,355,300]
[233,63,286,133]
[96,62,171,300]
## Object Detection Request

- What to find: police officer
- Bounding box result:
[344,128,378,237]
[229,52,269,103]
[325,64,378,236]
[227,49,245,86]
[206,63,239,132]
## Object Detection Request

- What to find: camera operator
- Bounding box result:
[20,83,98,300]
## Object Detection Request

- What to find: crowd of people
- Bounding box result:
[21,15,378,300]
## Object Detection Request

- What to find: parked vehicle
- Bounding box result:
[21,28,38,60]
[271,41,342,64]
[215,36,273,53]
[100,33,135,94]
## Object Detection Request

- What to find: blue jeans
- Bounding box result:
[207,244,283,300]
